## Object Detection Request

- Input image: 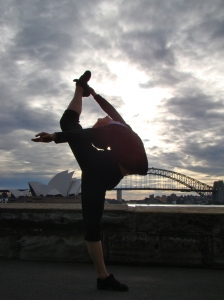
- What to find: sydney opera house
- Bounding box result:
[28,171,81,197]
[9,171,81,198]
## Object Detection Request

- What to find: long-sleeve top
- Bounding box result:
[55,94,148,175]
[55,94,131,143]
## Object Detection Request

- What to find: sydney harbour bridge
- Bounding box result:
[114,167,218,201]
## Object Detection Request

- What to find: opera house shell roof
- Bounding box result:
[8,189,29,198]
[28,170,81,197]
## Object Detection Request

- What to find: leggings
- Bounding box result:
[60,109,123,241]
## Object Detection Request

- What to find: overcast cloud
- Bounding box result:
[0,0,224,197]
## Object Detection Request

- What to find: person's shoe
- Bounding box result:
[73,70,91,97]
[97,274,128,292]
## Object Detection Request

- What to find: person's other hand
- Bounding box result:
[31,132,56,143]
[89,86,97,97]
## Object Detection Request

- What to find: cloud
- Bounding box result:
[1,0,224,194]
[151,89,224,178]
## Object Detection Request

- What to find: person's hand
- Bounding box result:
[31,132,56,143]
[88,86,97,97]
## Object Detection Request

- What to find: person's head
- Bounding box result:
[92,116,112,128]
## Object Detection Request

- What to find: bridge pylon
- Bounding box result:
[213,181,224,203]
[117,190,122,202]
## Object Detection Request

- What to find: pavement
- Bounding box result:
[0,260,224,300]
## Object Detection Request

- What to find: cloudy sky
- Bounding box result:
[1,0,224,199]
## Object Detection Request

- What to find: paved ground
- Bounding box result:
[0,260,223,300]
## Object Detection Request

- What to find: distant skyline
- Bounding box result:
[1,0,224,200]
[0,189,203,201]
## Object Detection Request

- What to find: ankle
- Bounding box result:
[98,272,109,280]
[76,85,84,93]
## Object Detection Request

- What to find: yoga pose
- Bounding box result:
[32,71,148,291]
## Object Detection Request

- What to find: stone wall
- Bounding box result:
[0,203,224,268]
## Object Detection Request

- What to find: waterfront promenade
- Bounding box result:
[0,259,223,300]
[1,203,224,299]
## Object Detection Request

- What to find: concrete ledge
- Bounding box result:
[1,203,224,213]
[0,204,224,268]
[134,205,224,214]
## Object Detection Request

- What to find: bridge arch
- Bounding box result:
[115,168,213,200]
[147,168,213,198]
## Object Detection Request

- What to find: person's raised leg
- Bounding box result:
[67,85,83,115]
[67,70,91,115]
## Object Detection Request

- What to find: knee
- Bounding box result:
[85,230,102,242]
[59,109,81,131]
[59,110,69,131]
[83,214,102,241]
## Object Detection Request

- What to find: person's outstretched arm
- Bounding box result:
[90,87,126,125]
[31,129,92,144]
[31,132,56,143]
[31,131,80,144]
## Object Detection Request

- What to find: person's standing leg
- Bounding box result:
[81,170,111,280]
[87,242,109,278]
[81,154,128,291]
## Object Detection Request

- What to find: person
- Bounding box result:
[32,71,148,292]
